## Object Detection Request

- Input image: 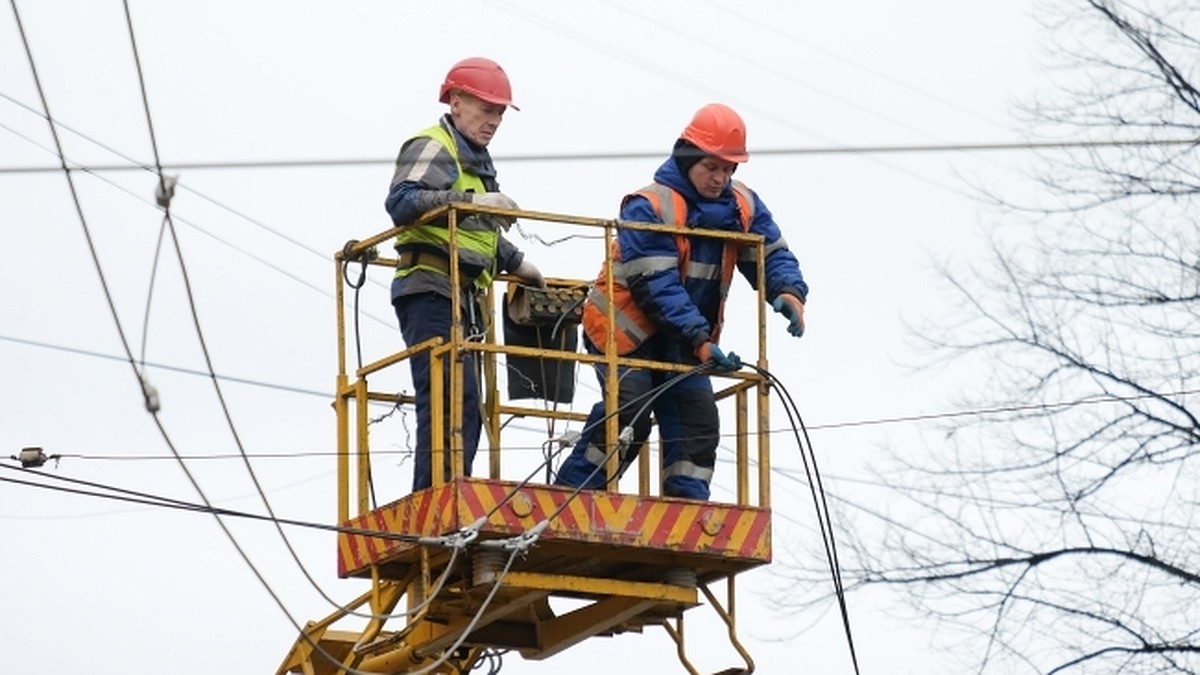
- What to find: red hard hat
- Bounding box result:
[680,103,748,163]
[438,57,519,110]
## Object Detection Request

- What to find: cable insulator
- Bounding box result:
[14,447,48,468]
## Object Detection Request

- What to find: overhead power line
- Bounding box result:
[8,330,1199,447]
[0,333,328,398]
[1,137,1197,175]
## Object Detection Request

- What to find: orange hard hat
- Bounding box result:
[680,103,748,163]
[438,57,519,110]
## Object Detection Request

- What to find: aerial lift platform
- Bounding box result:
[277,201,779,674]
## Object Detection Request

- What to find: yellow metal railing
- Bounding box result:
[333,202,774,522]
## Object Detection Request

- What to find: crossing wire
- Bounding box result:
[3,135,1198,175]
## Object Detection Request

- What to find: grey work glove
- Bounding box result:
[470,192,519,231]
[471,192,520,210]
[512,259,546,288]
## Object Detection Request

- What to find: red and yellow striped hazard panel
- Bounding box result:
[337,478,771,578]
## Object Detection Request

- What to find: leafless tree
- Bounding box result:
[774,2,1200,672]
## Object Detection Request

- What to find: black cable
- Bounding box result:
[475,360,706,522]
[0,103,398,332]
[745,363,862,675]
[138,217,168,370]
[1,463,472,675]
[1,332,330,398]
[342,241,378,509]
[543,365,708,523]
[0,463,424,542]
[342,240,373,371]
[9,0,147,406]
[113,5,418,658]
[11,326,1189,437]
[0,90,341,265]
[597,365,709,489]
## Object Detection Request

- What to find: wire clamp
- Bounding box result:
[480,520,548,554]
[154,174,178,209]
[140,374,161,413]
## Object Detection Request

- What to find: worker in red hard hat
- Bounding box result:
[385,57,544,493]
[555,103,809,501]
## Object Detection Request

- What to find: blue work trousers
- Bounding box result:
[393,291,482,492]
[553,336,719,500]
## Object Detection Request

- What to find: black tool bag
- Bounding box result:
[502,284,586,403]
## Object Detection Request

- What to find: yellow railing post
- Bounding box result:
[602,221,622,493]
[334,252,350,524]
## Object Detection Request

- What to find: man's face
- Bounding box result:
[687,157,737,199]
[449,92,506,147]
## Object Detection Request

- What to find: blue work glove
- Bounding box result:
[696,341,742,372]
[772,294,806,338]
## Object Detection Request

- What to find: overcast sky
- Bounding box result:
[0,1,1043,673]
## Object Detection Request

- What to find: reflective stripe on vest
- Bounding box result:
[583,181,755,354]
[393,123,501,290]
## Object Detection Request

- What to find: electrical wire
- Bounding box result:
[745,363,861,675]
[11,4,1192,665]
[137,218,168,370]
[2,100,1195,178]
[0,463,418,541]
[603,0,987,150]
[7,4,919,671]
[0,91,346,263]
[7,12,400,633]
[115,5,406,665]
[5,5,421,665]
[404,546,522,675]
[343,243,380,509]
[475,361,707,522]
[3,458,558,674]
[0,332,329,397]
[695,0,1008,131]
[0,114,399,330]
[471,648,507,674]
[12,311,1188,458]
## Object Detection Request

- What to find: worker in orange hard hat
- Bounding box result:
[385,57,544,493]
[554,103,809,501]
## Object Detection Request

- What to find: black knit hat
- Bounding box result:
[672,138,736,176]
[672,138,707,175]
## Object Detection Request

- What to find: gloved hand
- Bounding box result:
[695,341,742,372]
[470,192,519,230]
[772,294,806,338]
[512,259,546,288]
[471,192,520,211]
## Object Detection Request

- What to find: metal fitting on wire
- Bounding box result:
[154,174,178,209]
[12,446,50,468]
[479,520,549,553]
[418,516,487,549]
[140,374,161,413]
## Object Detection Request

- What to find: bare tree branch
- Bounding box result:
[776,2,1200,672]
